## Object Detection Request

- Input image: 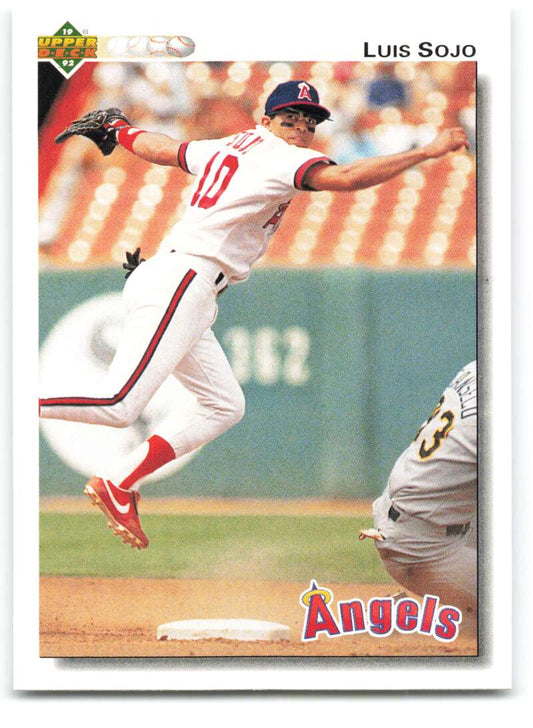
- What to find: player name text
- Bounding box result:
[363,42,476,59]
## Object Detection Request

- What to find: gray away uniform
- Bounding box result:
[372,361,477,615]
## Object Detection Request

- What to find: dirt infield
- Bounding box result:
[40,496,374,517]
[40,576,477,658]
[40,498,477,658]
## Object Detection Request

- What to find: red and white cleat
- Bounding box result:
[84,476,149,550]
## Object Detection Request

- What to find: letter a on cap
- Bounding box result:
[298,82,313,101]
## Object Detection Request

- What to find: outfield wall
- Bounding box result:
[39,267,475,498]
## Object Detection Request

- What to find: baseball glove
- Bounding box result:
[54,107,131,156]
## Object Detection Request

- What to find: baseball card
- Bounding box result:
[10,1,518,702]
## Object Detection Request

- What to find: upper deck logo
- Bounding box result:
[38,21,97,77]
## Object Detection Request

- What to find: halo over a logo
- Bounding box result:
[300,581,334,607]
[40,293,202,481]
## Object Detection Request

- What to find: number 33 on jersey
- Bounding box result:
[415,396,455,460]
[386,362,477,522]
[413,362,477,462]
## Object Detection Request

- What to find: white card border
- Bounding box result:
[11,2,514,693]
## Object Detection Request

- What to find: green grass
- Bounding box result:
[40,513,391,584]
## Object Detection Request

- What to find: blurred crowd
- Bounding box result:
[90,60,476,161]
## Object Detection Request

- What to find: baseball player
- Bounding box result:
[360,361,477,620]
[39,80,469,550]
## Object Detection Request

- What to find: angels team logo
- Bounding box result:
[38,21,97,77]
[297,82,313,101]
[299,581,463,642]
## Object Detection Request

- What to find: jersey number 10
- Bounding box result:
[191,153,239,209]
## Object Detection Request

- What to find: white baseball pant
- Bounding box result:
[39,251,245,460]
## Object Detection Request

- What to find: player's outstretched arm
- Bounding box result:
[54,108,183,165]
[104,114,182,165]
[306,127,469,192]
[124,131,182,166]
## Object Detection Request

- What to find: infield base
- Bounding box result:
[157,618,290,642]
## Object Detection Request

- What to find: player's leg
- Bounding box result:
[372,494,477,618]
[49,255,219,550]
[86,328,244,549]
[417,539,477,615]
[376,537,477,634]
[39,255,217,427]
[104,327,245,491]
[161,327,246,459]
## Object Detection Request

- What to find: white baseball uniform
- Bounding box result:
[40,125,334,473]
[370,361,477,616]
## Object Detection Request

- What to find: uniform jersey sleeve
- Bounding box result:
[275,145,335,191]
[177,138,225,175]
[294,155,336,190]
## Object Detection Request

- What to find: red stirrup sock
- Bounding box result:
[117,435,176,491]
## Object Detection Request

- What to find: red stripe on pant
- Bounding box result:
[39,268,197,411]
